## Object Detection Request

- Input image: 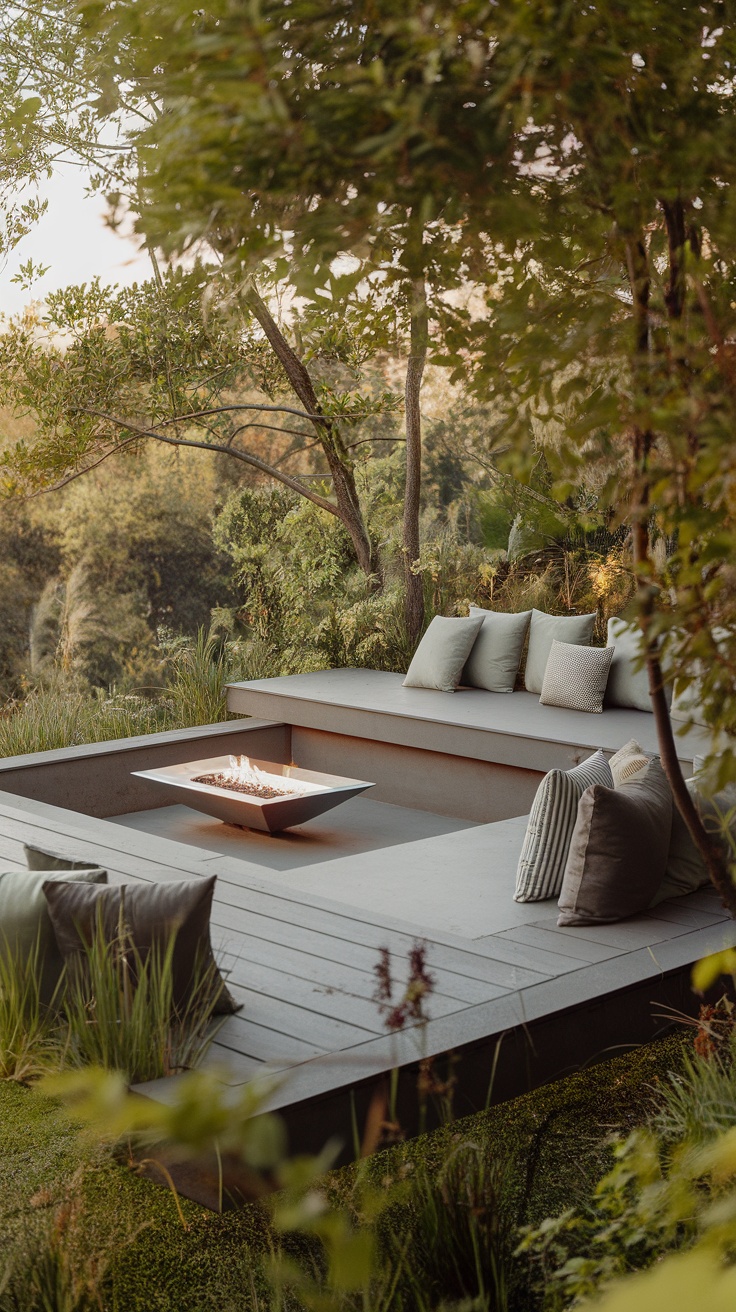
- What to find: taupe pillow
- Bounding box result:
[43,875,238,1016]
[557,759,673,925]
[0,867,108,1005]
[524,610,596,694]
[463,608,531,693]
[539,640,613,714]
[403,614,484,693]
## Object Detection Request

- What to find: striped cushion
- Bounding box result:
[514,749,614,902]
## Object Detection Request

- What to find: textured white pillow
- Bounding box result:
[524,609,596,694]
[463,608,531,693]
[514,749,614,902]
[403,615,484,693]
[539,640,614,714]
[608,738,651,787]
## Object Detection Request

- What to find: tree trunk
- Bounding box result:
[626,232,736,915]
[245,286,379,581]
[403,270,429,646]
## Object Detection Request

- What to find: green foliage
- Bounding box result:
[0,936,62,1083]
[60,921,218,1085]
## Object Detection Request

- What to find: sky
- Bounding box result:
[0,163,151,318]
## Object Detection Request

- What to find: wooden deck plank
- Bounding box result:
[531,917,703,951]
[211,927,507,1020]
[208,1013,328,1065]
[215,943,482,1033]
[641,903,725,928]
[207,893,548,994]
[495,925,628,964]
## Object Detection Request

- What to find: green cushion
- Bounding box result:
[0,867,108,1005]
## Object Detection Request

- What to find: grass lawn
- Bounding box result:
[0,1030,692,1311]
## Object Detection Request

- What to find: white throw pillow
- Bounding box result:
[524,609,596,694]
[608,738,651,787]
[403,614,484,693]
[514,749,614,902]
[539,639,614,714]
[462,608,531,693]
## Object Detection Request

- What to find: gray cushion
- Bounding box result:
[514,750,614,903]
[539,639,613,714]
[651,778,710,904]
[605,618,655,712]
[557,759,673,925]
[670,628,730,725]
[0,867,107,1005]
[24,842,106,877]
[404,615,484,693]
[524,609,596,694]
[43,874,238,1015]
[463,608,531,693]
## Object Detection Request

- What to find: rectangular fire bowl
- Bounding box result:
[132,756,375,834]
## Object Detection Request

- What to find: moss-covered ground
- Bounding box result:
[0,1030,691,1311]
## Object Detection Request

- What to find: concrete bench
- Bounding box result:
[227,668,710,824]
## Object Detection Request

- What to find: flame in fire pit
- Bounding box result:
[191,755,309,801]
[226,755,305,796]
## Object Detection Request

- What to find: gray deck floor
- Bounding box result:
[0,786,733,1125]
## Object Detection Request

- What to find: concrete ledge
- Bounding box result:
[228,669,709,774]
[0,718,291,818]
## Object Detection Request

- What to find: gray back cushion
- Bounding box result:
[463,608,531,693]
[43,874,238,1016]
[515,750,614,903]
[24,842,105,875]
[651,779,710,904]
[0,867,107,1005]
[557,759,672,925]
[524,609,596,694]
[605,618,672,712]
[403,614,484,692]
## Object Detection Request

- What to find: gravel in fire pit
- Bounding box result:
[192,772,298,800]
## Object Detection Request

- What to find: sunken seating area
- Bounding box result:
[226,668,710,822]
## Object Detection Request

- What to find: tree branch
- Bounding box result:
[76,408,343,517]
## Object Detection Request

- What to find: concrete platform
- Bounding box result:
[0,708,730,1180]
[227,669,710,772]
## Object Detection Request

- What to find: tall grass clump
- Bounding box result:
[62,920,218,1084]
[0,684,176,758]
[0,936,62,1082]
[387,1143,510,1312]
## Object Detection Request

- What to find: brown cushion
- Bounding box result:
[43,875,238,1015]
[557,759,673,926]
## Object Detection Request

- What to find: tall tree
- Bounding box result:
[65,0,517,641]
[460,0,736,906]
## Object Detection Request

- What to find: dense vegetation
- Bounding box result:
[1,1,736,1308]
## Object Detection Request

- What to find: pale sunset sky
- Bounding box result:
[1,163,150,318]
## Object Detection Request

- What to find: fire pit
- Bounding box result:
[132,755,375,834]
